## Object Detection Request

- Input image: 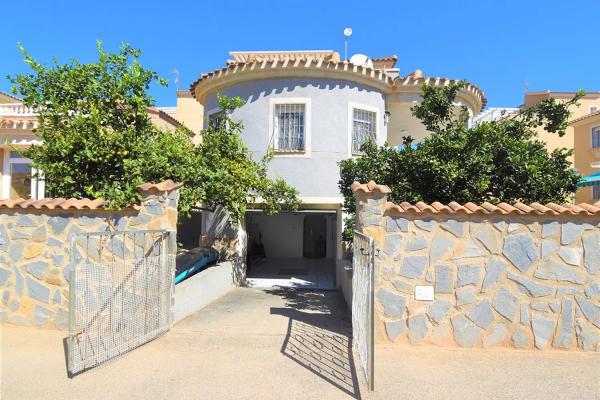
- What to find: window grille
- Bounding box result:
[352,109,376,154]
[594,183,600,200]
[592,126,600,148]
[274,104,305,151]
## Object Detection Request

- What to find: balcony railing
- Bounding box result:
[0,103,38,117]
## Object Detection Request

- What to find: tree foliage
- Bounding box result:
[339,81,581,239]
[9,42,299,220]
[195,94,301,220]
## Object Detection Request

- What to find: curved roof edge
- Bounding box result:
[190,59,487,111]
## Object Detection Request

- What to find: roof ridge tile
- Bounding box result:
[352,182,600,217]
[0,180,180,210]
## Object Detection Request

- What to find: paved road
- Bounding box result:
[2,288,599,399]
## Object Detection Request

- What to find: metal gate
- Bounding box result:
[352,232,375,391]
[67,229,176,375]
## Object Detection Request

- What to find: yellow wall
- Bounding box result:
[525,93,600,164]
[573,115,600,203]
[387,103,430,145]
[175,94,204,144]
[147,112,180,132]
[535,126,574,159]
[386,102,472,146]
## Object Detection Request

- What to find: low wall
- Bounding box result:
[0,181,180,329]
[172,260,238,323]
[336,259,353,309]
[353,181,600,352]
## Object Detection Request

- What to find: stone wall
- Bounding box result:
[353,181,600,352]
[0,181,180,329]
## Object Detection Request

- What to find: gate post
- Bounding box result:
[351,181,390,343]
[351,181,390,238]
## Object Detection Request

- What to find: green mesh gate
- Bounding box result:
[67,230,176,375]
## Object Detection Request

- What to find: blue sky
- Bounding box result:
[2,0,598,108]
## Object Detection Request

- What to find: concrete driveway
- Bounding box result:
[1,288,365,400]
[2,287,599,399]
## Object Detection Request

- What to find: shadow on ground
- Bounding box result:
[266,288,362,399]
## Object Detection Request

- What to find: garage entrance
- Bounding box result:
[245,210,338,289]
[303,214,327,258]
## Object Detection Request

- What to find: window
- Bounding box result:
[273,104,305,152]
[590,106,598,114]
[594,183,600,200]
[9,162,32,199]
[1,150,43,200]
[351,108,377,154]
[592,126,600,148]
[207,110,225,130]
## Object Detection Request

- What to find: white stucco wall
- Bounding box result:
[203,78,387,199]
[246,212,337,259]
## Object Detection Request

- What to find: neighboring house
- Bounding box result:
[523,91,600,157]
[519,91,600,203]
[178,50,486,266]
[571,110,600,203]
[0,91,43,200]
[0,91,185,201]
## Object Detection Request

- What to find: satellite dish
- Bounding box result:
[343,27,353,37]
[349,54,373,69]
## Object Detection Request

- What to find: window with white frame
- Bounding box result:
[273,104,305,152]
[1,150,44,200]
[592,126,600,148]
[594,183,600,200]
[351,108,377,154]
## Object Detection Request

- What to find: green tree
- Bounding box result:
[194,94,301,221]
[9,42,299,219]
[339,81,580,239]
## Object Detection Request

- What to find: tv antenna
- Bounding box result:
[343,28,352,61]
[172,68,180,91]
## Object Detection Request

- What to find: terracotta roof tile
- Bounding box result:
[146,107,187,130]
[190,57,487,109]
[577,203,600,213]
[380,200,600,216]
[569,109,600,125]
[137,179,183,192]
[351,181,392,195]
[353,181,600,216]
[0,180,181,210]
[0,197,108,210]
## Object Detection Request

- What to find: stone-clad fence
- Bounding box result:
[352,181,600,352]
[0,180,180,329]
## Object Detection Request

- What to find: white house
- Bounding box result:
[0,91,44,200]
[0,91,184,201]
[177,50,486,288]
